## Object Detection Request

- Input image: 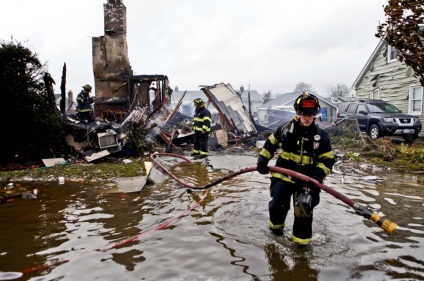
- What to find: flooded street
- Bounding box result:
[1,153,424,281]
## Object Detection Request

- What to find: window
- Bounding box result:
[368,102,401,113]
[356,104,367,114]
[387,45,397,63]
[409,86,423,115]
[338,103,349,113]
[370,89,380,99]
[347,104,357,114]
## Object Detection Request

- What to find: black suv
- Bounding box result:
[337,99,422,141]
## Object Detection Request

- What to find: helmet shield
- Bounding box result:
[294,92,320,115]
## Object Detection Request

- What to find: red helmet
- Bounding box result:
[294,92,321,115]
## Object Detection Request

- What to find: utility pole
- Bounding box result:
[248,84,253,122]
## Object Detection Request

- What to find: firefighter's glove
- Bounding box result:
[256,162,269,175]
[306,176,322,194]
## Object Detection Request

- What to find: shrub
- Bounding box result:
[0,39,66,164]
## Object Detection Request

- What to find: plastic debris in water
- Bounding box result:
[21,191,37,200]
[0,271,24,280]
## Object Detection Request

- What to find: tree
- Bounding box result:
[376,0,424,86]
[326,83,350,99]
[0,39,66,164]
[262,90,273,104]
[294,82,315,93]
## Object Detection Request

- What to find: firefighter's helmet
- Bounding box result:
[294,92,321,115]
[82,84,92,92]
[193,98,204,107]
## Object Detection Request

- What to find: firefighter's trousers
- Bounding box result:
[268,177,320,241]
[193,131,209,155]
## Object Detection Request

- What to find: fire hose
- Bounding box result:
[14,152,396,277]
[151,153,397,234]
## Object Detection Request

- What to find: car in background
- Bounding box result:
[336,99,422,141]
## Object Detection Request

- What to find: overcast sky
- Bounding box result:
[0,0,388,96]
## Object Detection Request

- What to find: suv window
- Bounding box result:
[347,104,357,114]
[338,103,349,113]
[357,104,367,114]
[367,102,401,113]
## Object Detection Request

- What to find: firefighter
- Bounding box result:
[257,92,335,245]
[76,84,95,123]
[191,98,212,159]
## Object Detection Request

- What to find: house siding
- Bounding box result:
[355,43,424,136]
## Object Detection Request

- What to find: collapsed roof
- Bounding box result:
[200,83,257,136]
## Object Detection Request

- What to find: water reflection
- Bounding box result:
[264,243,319,281]
[0,160,423,280]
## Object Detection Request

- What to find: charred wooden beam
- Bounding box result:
[60,63,66,113]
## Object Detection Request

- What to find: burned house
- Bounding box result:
[92,0,171,121]
[63,0,260,160]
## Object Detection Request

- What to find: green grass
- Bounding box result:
[0,158,147,181]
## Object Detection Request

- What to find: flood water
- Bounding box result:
[1,154,424,281]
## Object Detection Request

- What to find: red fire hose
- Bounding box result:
[16,152,396,276]
[151,153,397,234]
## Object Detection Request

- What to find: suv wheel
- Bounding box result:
[368,124,380,140]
